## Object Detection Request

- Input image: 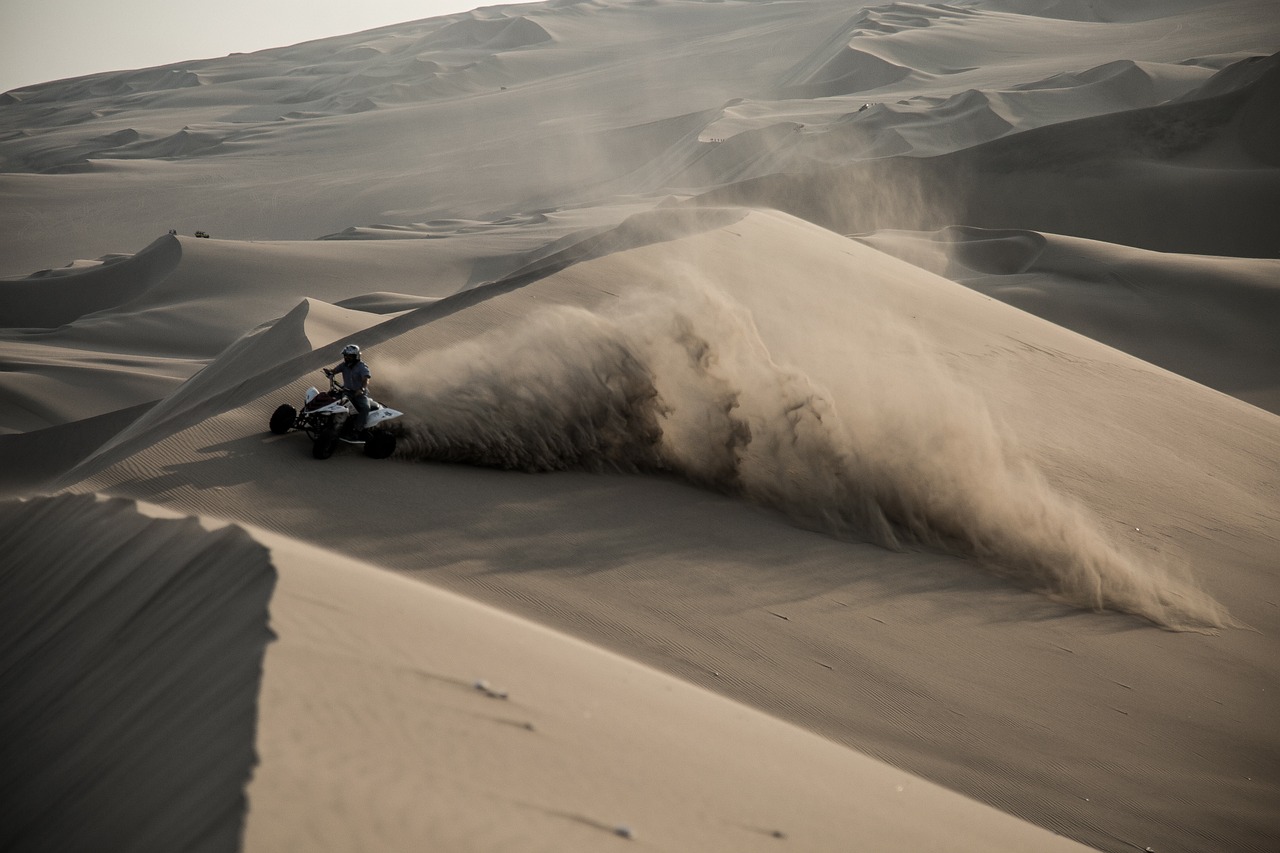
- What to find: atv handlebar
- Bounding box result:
[322,371,365,397]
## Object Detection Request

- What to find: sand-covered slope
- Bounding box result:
[855,227,1280,413]
[3,1,1279,852]
[246,515,1091,853]
[0,490,1087,852]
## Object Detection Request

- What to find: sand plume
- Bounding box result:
[382,273,1230,631]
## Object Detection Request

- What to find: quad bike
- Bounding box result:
[269,374,403,460]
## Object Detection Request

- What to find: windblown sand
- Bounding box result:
[2,1,1278,851]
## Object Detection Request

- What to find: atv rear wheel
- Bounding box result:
[269,404,296,434]
[364,430,397,459]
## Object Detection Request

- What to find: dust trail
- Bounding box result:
[380,279,1231,631]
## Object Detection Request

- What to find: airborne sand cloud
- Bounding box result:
[384,264,1232,630]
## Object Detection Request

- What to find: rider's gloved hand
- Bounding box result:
[323,368,334,378]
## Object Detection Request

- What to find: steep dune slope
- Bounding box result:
[0,234,180,328]
[0,494,275,853]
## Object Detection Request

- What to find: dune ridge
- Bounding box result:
[0,494,275,853]
[0,233,181,328]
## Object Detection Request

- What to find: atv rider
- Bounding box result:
[324,344,372,436]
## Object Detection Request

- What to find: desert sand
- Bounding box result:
[2,1,1278,851]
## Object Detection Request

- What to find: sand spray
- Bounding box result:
[380,272,1231,631]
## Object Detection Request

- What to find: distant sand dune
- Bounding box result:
[856,227,1280,413]
[698,53,1280,256]
[0,234,180,328]
[781,45,913,98]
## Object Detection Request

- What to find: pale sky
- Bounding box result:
[2,0,513,94]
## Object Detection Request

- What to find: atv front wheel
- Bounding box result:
[364,430,397,459]
[313,431,338,459]
[305,414,332,441]
[269,404,296,435]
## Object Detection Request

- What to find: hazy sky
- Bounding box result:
[3,0,510,93]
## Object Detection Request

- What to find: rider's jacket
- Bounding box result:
[332,361,371,396]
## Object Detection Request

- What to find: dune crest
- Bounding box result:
[0,234,181,328]
[0,494,275,853]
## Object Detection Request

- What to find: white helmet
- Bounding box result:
[341,343,361,364]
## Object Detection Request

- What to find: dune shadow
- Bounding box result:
[123,432,303,496]
[0,493,276,853]
[0,402,155,499]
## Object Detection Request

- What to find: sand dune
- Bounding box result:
[855,227,1280,413]
[3,1,1279,851]
[697,51,1280,255]
[0,494,274,853]
[244,506,1092,853]
[48,207,1280,852]
[0,489,1091,852]
[0,234,180,328]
